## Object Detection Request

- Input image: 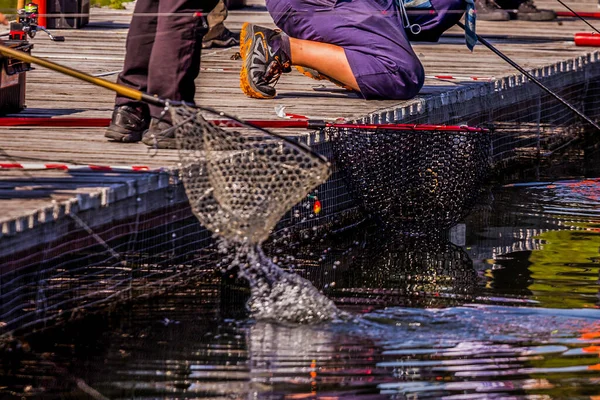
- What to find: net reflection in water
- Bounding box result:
[274,224,478,309]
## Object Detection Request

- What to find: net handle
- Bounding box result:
[0,44,329,163]
[457,21,600,134]
[0,43,165,108]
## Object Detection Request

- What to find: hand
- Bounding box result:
[0,13,7,25]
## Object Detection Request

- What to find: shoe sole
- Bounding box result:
[515,13,556,21]
[295,66,355,91]
[475,14,510,21]
[104,128,142,143]
[142,135,177,149]
[239,22,275,99]
[142,138,177,149]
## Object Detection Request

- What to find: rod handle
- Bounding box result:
[0,43,165,107]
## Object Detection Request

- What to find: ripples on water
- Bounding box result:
[2,170,600,399]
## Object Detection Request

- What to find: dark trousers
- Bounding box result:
[115,0,217,119]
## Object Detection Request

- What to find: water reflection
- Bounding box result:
[2,174,600,399]
[464,178,600,310]
[324,229,478,308]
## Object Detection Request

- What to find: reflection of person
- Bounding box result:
[105,0,218,149]
[239,0,466,100]
[0,12,8,25]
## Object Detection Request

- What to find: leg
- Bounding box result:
[141,0,218,149]
[115,0,159,107]
[105,0,158,143]
[145,0,214,120]
[289,38,359,91]
[242,0,424,100]
[204,0,228,41]
[202,0,239,48]
[279,0,424,99]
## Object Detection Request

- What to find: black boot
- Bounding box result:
[104,105,150,143]
[142,119,177,149]
[202,27,239,49]
[475,0,510,21]
[515,0,556,21]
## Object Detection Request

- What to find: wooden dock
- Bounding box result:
[1,0,600,250]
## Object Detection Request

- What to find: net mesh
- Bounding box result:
[171,104,331,245]
[330,127,491,235]
[388,62,600,171]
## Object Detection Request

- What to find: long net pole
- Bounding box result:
[457,21,600,134]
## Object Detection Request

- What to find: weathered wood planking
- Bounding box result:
[1,0,599,229]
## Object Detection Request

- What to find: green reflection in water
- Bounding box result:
[528,229,600,309]
[523,224,600,398]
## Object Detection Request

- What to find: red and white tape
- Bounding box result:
[0,163,158,172]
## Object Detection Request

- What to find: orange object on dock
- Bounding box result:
[33,0,47,28]
[557,11,600,19]
[574,32,600,46]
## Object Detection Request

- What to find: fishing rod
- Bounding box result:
[457,21,600,134]
[0,116,488,132]
[555,0,600,34]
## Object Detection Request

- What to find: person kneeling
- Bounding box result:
[239,0,467,100]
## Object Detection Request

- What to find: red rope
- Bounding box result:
[556,11,600,19]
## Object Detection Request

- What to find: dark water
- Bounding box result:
[2,162,600,399]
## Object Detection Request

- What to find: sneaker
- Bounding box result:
[104,105,149,143]
[516,0,556,21]
[240,23,291,99]
[202,27,240,49]
[475,0,510,21]
[295,66,355,91]
[141,119,177,149]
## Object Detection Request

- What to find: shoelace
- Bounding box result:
[261,59,291,86]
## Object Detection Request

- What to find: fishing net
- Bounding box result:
[330,127,491,236]
[171,104,331,245]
